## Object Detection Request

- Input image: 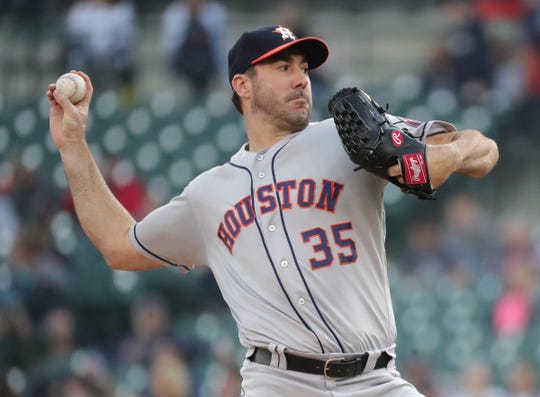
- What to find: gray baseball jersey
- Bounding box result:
[129,115,454,356]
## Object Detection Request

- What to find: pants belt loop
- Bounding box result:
[245,346,255,361]
[275,345,287,370]
[268,343,279,368]
[362,350,381,374]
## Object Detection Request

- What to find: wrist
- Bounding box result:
[426,143,462,188]
[58,139,91,161]
[59,138,88,151]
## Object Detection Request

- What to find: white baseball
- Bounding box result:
[55,72,87,104]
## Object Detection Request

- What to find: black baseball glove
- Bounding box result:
[328,87,436,200]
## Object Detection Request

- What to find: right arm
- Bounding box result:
[47,71,161,271]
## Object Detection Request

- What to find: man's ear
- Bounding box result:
[232,74,251,99]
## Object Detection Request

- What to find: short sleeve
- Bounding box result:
[386,114,457,142]
[129,192,207,271]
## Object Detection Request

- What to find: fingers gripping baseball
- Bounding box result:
[47,71,93,150]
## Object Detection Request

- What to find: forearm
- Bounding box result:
[427,129,498,188]
[59,140,136,266]
[449,129,499,177]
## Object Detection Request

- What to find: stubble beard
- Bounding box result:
[251,86,312,133]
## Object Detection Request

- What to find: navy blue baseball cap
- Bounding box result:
[228,25,329,84]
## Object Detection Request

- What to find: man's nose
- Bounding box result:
[292,68,309,88]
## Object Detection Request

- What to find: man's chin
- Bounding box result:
[289,113,310,131]
[291,104,310,117]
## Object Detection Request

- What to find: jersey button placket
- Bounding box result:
[255,152,266,179]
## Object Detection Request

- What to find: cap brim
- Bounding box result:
[251,37,329,70]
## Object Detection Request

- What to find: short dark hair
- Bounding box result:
[231,91,242,114]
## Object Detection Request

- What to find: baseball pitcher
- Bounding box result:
[47,25,498,397]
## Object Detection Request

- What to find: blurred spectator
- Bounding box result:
[448,0,493,101]
[113,290,201,396]
[498,216,540,275]
[474,0,527,21]
[26,307,76,396]
[8,154,60,226]
[401,218,455,284]
[27,307,114,397]
[114,291,175,369]
[426,0,493,105]
[148,341,192,397]
[490,38,526,107]
[448,359,506,397]
[440,193,499,285]
[421,37,456,94]
[0,294,35,370]
[161,0,228,95]
[63,154,153,220]
[401,356,443,397]
[504,360,540,397]
[100,154,153,219]
[523,0,540,92]
[63,0,139,104]
[492,217,539,338]
[492,263,536,337]
[203,335,242,397]
[519,0,540,132]
[210,365,242,397]
[8,223,71,325]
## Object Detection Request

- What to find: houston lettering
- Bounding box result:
[217,178,344,253]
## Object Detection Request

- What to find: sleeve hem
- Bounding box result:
[129,224,192,273]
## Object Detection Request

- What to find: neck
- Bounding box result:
[245,122,295,152]
[244,112,306,152]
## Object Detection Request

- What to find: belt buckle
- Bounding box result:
[323,357,345,378]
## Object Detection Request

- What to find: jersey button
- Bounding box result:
[268,225,276,232]
[257,154,264,161]
[258,172,265,178]
[298,298,305,305]
[281,260,288,267]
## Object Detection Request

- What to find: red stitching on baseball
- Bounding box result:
[65,74,79,99]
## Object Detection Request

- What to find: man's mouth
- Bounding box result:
[287,90,306,102]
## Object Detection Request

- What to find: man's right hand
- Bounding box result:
[47,70,93,150]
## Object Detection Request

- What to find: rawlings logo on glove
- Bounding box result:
[328,87,436,200]
[402,154,428,185]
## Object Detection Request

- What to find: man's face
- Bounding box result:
[249,50,312,132]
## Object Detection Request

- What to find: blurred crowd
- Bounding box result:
[419,0,540,126]
[1,0,540,396]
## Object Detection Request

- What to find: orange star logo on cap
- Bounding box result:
[273,26,297,41]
